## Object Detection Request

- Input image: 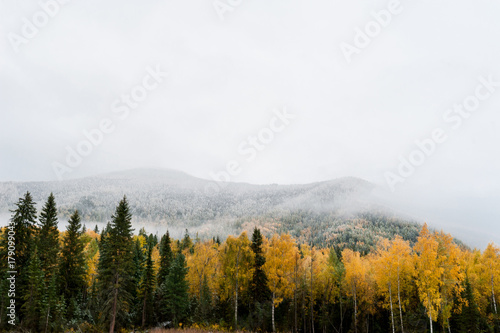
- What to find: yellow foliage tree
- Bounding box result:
[187,240,219,302]
[435,231,465,330]
[480,243,500,318]
[219,231,254,329]
[414,223,442,333]
[342,248,375,333]
[263,233,298,332]
[373,236,413,333]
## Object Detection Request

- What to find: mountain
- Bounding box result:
[0,168,422,252]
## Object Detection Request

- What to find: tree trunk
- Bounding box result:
[272,291,276,332]
[311,257,315,333]
[389,282,395,333]
[353,285,357,333]
[294,257,298,333]
[303,286,306,333]
[492,273,498,314]
[428,295,433,333]
[235,280,239,330]
[234,251,240,330]
[340,293,343,333]
[110,283,118,333]
[397,267,404,333]
[44,306,50,333]
[142,295,147,327]
[294,288,297,333]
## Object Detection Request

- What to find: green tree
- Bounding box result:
[59,210,86,304]
[98,197,135,333]
[139,243,155,327]
[21,246,45,331]
[10,191,37,314]
[158,230,173,285]
[249,228,271,329]
[180,229,193,252]
[160,253,189,326]
[38,193,61,282]
[41,273,61,333]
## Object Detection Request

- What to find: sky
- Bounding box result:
[1,0,500,247]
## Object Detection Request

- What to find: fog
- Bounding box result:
[1,0,499,247]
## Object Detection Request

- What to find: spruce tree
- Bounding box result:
[180,229,193,252]
[250,228,271,303]
[21,246,45,331]
[139,243,155,327]
[10,192,37,317]
[0,229,12,328]
[249,228,271,329]
[158,231,173,285]
[160,253,189,326]
[41,273,60,333]
[38,193,60,282]
[98,197,135,333]
[130,237,144,326]
[59,210,86,305]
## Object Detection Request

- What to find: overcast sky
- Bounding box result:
[1,0,499,247]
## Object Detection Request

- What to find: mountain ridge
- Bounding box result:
[0,168,423,252]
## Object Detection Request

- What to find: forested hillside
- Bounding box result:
[0,169,423,250]
[1,192,498,332]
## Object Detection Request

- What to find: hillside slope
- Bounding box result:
[0,168,421,252]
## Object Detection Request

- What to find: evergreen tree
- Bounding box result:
[249,228,271,329]
[250,228,271,303]
[10,192,37,318]
[130,237,144,326]
[38,193,60,282]
[160,253,189,326]
[21,246,45,331]
[59,210,86,304]
[155,231,174,323]
[98,197,135,333]
[181,229,193,252]
[0,229,13,328]
[158,231,173,285]
[139,243,155,327]
[41,273,60,333]
[132,238,145,291]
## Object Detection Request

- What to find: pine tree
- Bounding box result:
[38,193,60,282]
[21,246,45,331]
[160,253,189,326]
[59,210,86,305]
[139,243,155,327]
[98,196,135,333]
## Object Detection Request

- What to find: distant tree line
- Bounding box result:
[0,192,499,332]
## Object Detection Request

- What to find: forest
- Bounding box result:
[1,192,499,333]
